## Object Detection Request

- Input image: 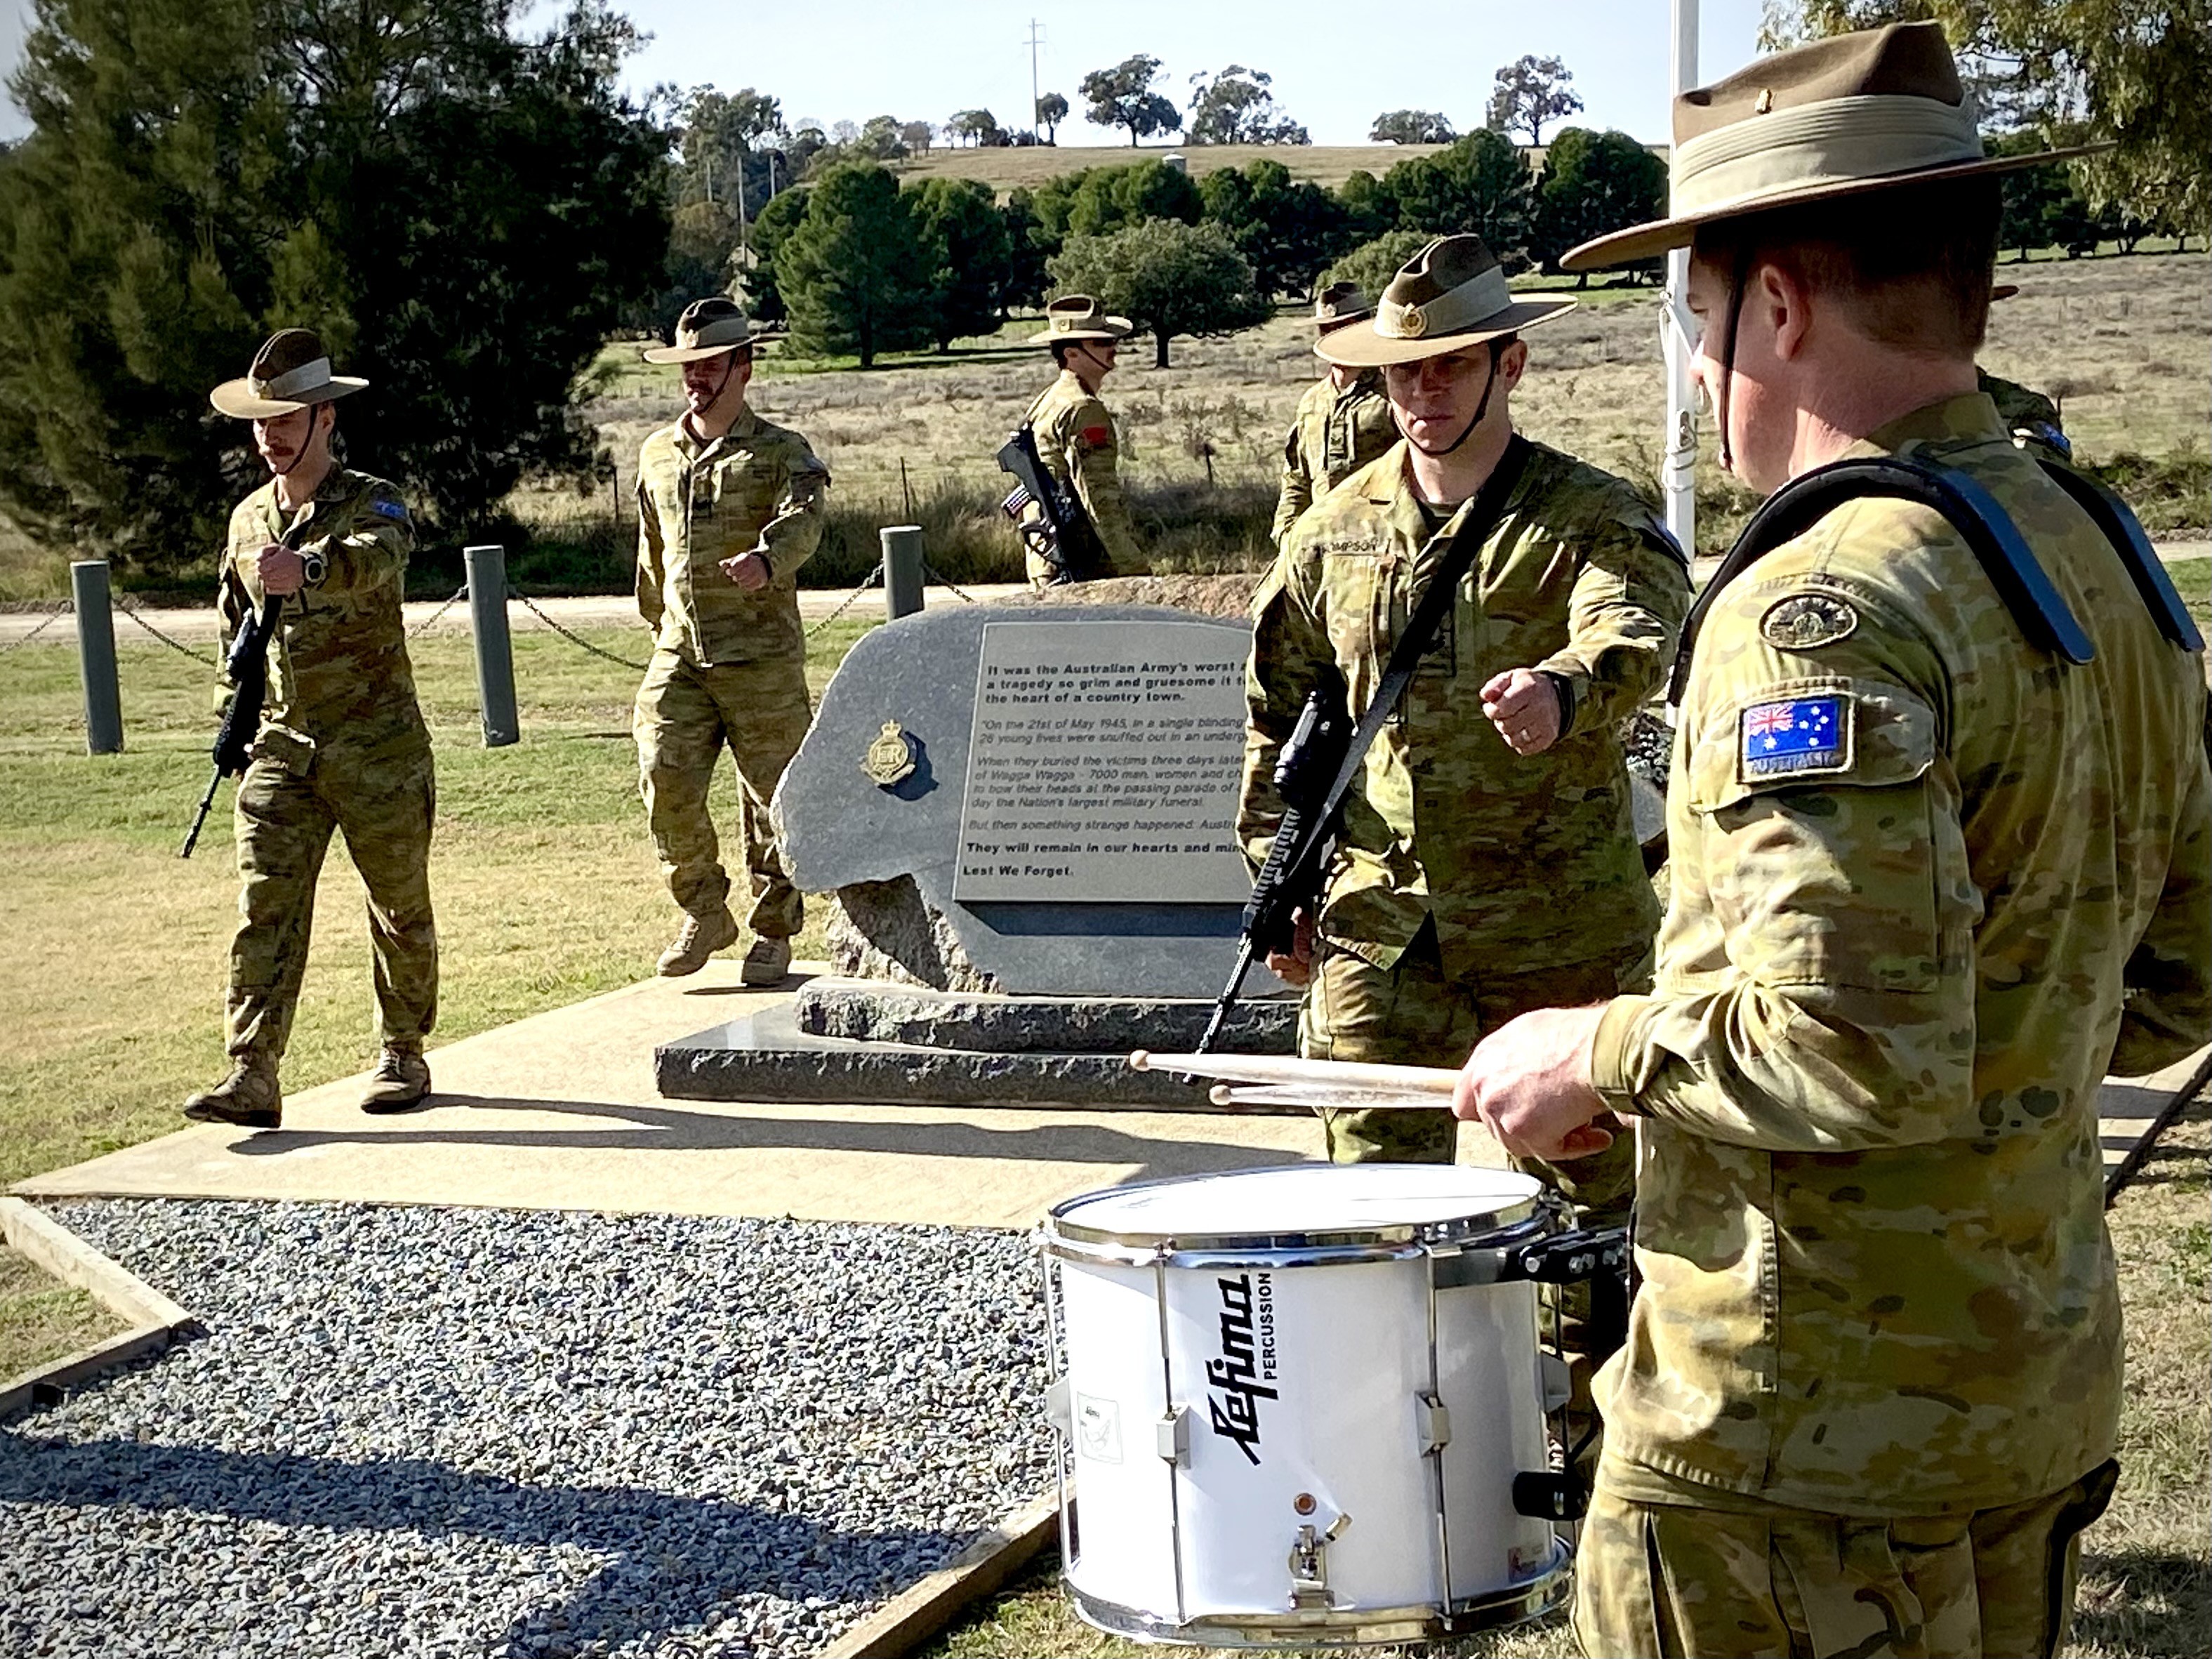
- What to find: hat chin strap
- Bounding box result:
[1405,345,1499,459]
[1715,240,1756,476]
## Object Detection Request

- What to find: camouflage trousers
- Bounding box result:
[227,736,437,1060]
[635,648,812,939]
[1572,1460,2120,1659]
[1300,920,1640,1227]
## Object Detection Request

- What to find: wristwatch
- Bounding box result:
[299,550,328,586]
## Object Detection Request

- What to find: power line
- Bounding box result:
[1026,18,1045,131]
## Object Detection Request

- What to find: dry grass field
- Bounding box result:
[510,248,2206,597]
[0,1243,124,1380]
[892,142,1448,196]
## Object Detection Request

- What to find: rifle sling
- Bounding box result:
[1303,433,1534,850]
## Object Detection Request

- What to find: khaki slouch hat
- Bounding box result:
[1317,235,1575,369]
[1564,21,2102,271]
[1031,293,1134,345]
[644,296,770,363]
[209,329,368,420]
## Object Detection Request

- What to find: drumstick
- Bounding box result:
[1207,1083,1445,1111]
[1130,1050,1462,1097]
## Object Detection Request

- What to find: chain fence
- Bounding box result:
[804,560,885,639]
[921,561,980,604]
[115,597,219,668]
[0,601,72,654]
[408,583,471,640]
[505,586,653,673]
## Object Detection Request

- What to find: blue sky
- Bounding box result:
[2,1,1768,147]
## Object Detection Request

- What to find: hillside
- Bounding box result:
[894,141,1448,195]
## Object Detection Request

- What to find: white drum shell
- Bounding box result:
[1047,1167,1565,1636]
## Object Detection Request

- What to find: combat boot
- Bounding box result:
[360,1045,432,1114]
[657,906,740,977]
[183,1055,282,1130]
[741,935,793,987]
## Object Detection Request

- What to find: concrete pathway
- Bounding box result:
[14,963,2201,1224]
[11,964,1324,1229]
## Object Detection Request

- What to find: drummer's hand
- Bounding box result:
[1265,908,1315,986]
[1453,1004,1615,1161]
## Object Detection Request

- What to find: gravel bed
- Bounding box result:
[0,1201,1055,1658]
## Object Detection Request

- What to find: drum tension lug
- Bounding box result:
[1287,1512,1351,1609]
[1417,1391,1452,1455]
[1499,1226,1629,1284]
[1512,1471,1589,1523]
[1155,1406,1191,1466]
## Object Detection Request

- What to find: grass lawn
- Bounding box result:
[0,615,877,1191]
[0,1244,126,1380]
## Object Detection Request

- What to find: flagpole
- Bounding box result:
[1663,0,1700,561]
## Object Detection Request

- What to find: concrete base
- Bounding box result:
[12,963,1334,1231]
[657,1003,1297,1111]
[793,977,1298,1053]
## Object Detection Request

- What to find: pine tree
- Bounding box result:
[778,162,936,367]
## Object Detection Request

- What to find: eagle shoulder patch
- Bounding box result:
[1760,591,1857,651]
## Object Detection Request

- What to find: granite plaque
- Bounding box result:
[954,621,1253,904]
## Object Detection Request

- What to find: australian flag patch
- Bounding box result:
[369,495,409,522]
[1740,694,1849,779]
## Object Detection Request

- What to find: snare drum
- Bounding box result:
[1042,1163,1572,1648]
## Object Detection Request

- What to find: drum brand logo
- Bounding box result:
[1206,1272,1279,1465]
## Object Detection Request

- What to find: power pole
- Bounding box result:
[1661,0,1700,564]
[1026,17,1045,133]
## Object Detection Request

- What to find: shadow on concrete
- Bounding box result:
[0,1432,979,1651]
[223,1095,1306,1186]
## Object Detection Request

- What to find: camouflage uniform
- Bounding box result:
[1579,393,2211,1652]
[1240,435,1690,1201]
[635,408,829,939]
[1271,369,1397,547]
[217,469,436,1062]
[1024,369,1139,583]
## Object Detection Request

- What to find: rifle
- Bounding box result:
[1193,434,1535,1056]
[995,424,1106,584]
[1192,682,1350,1055]
[180,509,317,858]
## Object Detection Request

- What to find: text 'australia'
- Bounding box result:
[1206,1271,1279,1465]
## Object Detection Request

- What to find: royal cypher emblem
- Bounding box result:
[861,720,919,787]
[1760,592,1859,651]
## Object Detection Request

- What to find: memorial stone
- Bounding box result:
[655,604,1297,1108]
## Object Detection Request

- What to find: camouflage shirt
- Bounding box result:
[636,406,830,667]
[1591,392,2212,1515]
[1026,369,1139,577]
[1241,436,1690,981]
[1271,369,1398,547]
[218,467,426,759]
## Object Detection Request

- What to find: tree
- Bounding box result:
[1031,161,1205,249]
[1186,65,1309,145]
[1486,54,1584,145]
[901,120,935,156]
[1767,3,2208,233]
[854,115,908,161]
[948,108,1003,147]
[743,185,813,321]
[1385,131,1535,260]
[0,0,667,574]
[1080,55,1181,147]
[1322,229,1436,299]
[1370,110,1457,145]
[908,178,1012,350]
[1200,159,1350,298]
[1037,92,1070,143]
[1337,169,1400,241]
[1000,190,1052,312]
[1048,219,1269,368]
[777,161,936,366]
[1530,128,1667,283]
[830,119,861,145]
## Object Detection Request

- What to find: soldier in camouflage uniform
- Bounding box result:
[1021,295,1141,583]
[1459,25,2212,1657]
[184,330,438,1129]
[635,298,830,983]
[1240,234,1690,1236]
[1270,282,1398,547]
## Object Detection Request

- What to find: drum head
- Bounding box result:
[1047,1163,1547,1255]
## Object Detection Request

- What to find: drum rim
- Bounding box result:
[1042,1163,1556,1260]
[1064,1538,1572,1646]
